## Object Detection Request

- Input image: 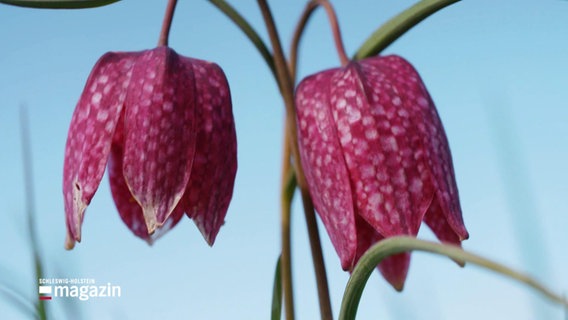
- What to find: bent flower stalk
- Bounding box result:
[295,55,468,290]
[63,46,237,249]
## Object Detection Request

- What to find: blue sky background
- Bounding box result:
[1,0,567,319]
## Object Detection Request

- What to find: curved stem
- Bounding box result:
[255,2,299,318]
[256,0,306,190]
[339,236,568,320]
[316,0,348,66]
[258,1,333,318]
[289,0,318,82]
[289,0,348,80]
[158,0,178,46]
[208,0,277,80]
[353,0,460,60]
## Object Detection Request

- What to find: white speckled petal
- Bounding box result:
[362,55,468,242]
[63,52,137,249]
[122,47,196,235]
[295,54,468,289]
[295,70,358,270]
[108,118,184,244]
[182,59,237,246]
[330,59,435,238]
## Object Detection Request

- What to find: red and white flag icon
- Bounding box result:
[39,286,52,300]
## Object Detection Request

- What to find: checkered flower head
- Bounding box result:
[295,55,468,290]
[63,46,237,249]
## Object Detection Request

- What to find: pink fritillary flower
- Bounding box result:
[63,46,237,249]
[295,55,468,290]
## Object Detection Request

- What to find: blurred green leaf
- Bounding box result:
[271,256,282,320]
[207,0,276,80]
[0,283,36,318]
[0,0,120,9]
[20,107,47,320]
[354,0,460,60]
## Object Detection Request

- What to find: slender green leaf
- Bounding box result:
[339,236,568,320]
[271,256,282,320]
[0,284,36,318]
[565,294,567,320]
[207,0,276,79]
[484,97,553,318]
[354,0,460,60]
[20,107,47,320]
[283,167,297,204]
[0,0,120,9]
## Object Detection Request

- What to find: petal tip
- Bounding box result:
[392,282,405,292]
[383,269,407,292]
[378,252,410,292]
[64,232,76,250]
[143,212,158,235]
[67,180,88,243]
[196,222,217,247]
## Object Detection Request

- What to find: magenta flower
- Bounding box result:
[63,46,237,249]
[295,55,468,290]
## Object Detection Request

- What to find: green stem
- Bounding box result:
[258,1,334,318]
[288,3,336,317]
[280,161,296,320]
[158,0,177,46]
[208,0,276,80]
[0,0,119,9]
[353,0,460,60]
[271,256,283,320]
[339,236,568,320]
[300,188,333,320]
[255,1,300,318]
[279,116,294,320]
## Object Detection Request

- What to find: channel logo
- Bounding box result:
[38,278,121,301]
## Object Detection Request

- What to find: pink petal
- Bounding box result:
[296,70,358,269]
[108,119,184,244]
[181,59,237,245]
[63,52,137,249]
[424,192,468,245]
[377,252,411,291]
[370,55,468,241]
[329,59,434,238]
[353,215,383,268]
[122,47,197,235]
[354,216,410,291]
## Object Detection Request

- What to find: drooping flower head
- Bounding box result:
[63,46,237,249]
[295,55,468,290]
